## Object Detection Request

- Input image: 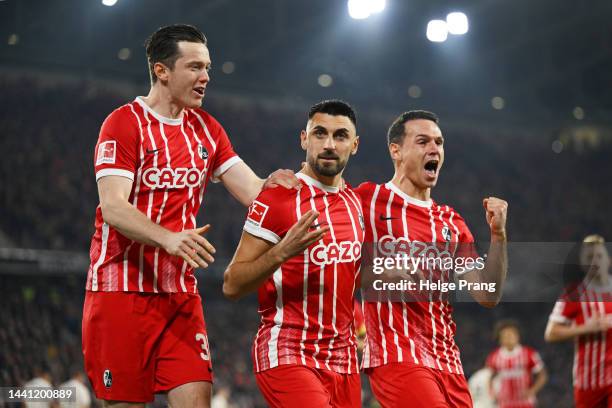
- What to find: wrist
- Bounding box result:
[268,245,288,265]
[491,229,507,241]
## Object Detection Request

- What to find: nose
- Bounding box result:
[200,69,210,84]
[323,135,336,150]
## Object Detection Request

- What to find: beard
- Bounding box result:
[308,153,348,177]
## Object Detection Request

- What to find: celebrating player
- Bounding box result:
[486,319,547,408]
[223,100,364,407]
[356,110,508,407]
[82,24,297,407]
[545,234,611,408]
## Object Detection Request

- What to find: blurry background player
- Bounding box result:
[486,320,547,408]
[356,110,508,407]
[83,24,297,408]
[468,363,497,408]
[223,100,364,407]
[545,234,612,408]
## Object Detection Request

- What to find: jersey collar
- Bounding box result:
[134,97,184,126]
[385,181,433,208]
[297,172,339,194]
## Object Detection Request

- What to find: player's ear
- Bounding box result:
[153,62,170,83]
[388,142,401,161]
[351,135,360,155]
[300,130,308,151]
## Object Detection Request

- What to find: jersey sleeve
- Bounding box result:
[548,297,579,324]
[94,106,140,181]
[243,187,295,244]
[451,211,480,275]
[485,350,498,372]
[528,348,545,373]
[207,115,242,183]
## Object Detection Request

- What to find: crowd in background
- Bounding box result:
[1,76,609,407]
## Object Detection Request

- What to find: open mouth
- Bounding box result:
[193,86,205,97]
[424,159,439,177]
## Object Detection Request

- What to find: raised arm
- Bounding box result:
[223,210,327,300]
[218,161,300,206]
[463,197,508,307]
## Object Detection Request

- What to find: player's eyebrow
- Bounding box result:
[311,125,328,133]
[333,128,350,137]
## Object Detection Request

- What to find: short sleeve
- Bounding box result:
[94,106,139,181]
[243,187,295,244]
[485,351,497,371]
[529,349,545,373]
[209,118,242,183]
[548,298,579,324]
[451,211,480,275]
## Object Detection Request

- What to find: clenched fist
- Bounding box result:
[483,197,508,237]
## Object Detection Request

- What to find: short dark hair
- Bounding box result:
[308,99,357,128]
[494,319,520,340]
[145,24,207,84]
[387,110,439,145]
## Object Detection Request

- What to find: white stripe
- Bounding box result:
[400,200,419,364]
[589,300,599,389]
[151,122,172,293]
[125,103,146,292]
[339,191,362,374]
[91,223,110,291]
[190,110,218,152]
[267,267,284,368]
[211,156,243,182]
[580,299,590,388]
[141,110,158,292]
[243,223,281,243]
[297,188,309,366]
[384,190,403,362]
[308,184,326,369]
[598,297,606,387]
[428,206,442,370]
[437,206,457,373]
[95,168,135,181]
[322,193,339,371]
[179,121,198,292]
[369,184,387,365]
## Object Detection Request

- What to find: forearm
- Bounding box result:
[223,245,285,300]
[529,370,547,394]
[476,231,508,305]
[545,322,593,342]
[101,200,171,247]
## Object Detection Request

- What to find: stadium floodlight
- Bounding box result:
[369,0,386,14]
[426,20,448,42]
[446,12,469,35]
[102,0,118,6]
[348,0,371,20]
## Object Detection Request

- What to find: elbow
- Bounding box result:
[222,269,243,301]
[478,293,502,309]
[100,201,121,228]
[544,326,560,343]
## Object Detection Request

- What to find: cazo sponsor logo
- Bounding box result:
[309,241,362,266]
[143,167,205,189]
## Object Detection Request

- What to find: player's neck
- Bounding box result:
[301,165,342,188]
[390,174,431,201]
[141,87,185,120]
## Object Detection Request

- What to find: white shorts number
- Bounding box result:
[195,333,211,361]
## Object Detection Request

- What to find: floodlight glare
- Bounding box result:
[102,0,118,6]
[369,0,386,14]
[426,20,448,43]
[447,12,469,35]
[348,0,371,20]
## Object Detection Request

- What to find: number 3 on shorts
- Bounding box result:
[195,333,211,361]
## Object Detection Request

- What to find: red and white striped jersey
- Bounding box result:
[87,97,241,293]
[548,281,612,390]
[244,173,365,374]
[356,181,478,374]
[486,345,544,407]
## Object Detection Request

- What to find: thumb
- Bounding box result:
[195,224,211,235]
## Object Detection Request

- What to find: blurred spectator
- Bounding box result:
[59,370,91,408]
